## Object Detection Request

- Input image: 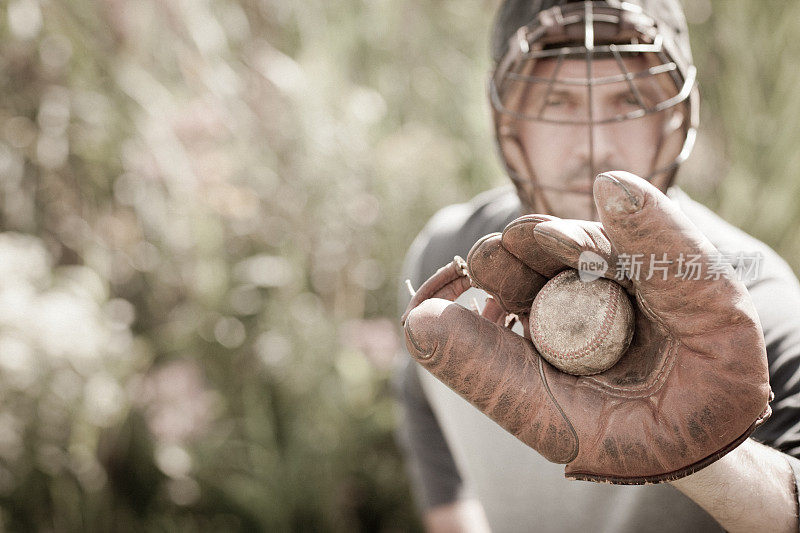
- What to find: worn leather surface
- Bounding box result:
[401,172,772,483]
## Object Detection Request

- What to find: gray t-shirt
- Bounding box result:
[395,185,800,532]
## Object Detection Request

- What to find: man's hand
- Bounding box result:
[401,171,772,484]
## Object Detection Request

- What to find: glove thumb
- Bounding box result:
[592,171,758,340]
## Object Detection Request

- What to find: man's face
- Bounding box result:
[512,55,675,220]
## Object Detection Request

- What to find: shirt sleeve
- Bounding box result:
[744,254,800,527]
[393,357,470,510]
[391,209,471,511]
[389,187,520,510]
[748,266,800,457]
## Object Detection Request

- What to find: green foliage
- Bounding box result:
[0,0,797,530]
[680,0,800,266]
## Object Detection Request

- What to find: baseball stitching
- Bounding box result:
[531,271,619,362]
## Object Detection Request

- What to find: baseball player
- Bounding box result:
[395,1,800,531]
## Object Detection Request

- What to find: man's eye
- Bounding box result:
[622,93,641,107]
[545,97,565,107]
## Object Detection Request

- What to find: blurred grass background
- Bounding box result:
[0,0,798,531]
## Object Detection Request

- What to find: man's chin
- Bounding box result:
[555,206,601,221]
[515,182,605,220]
[522,192,600,221]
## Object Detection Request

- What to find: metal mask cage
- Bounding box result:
[490,1,699,211]
[491,38,696,126]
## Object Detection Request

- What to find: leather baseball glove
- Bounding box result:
[401,171,772,484]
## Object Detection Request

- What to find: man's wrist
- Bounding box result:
[669,438,797,533]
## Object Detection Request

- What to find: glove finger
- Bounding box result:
[466,233,547,314]
[401,257,471,325]
[404,298,578,464]
[592,171,760,337]
[532,218,634,291]
[501,214,569,278]
[481,296,507,325]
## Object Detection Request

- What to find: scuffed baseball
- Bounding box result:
[529,269,634,376]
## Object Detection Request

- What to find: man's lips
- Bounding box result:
[561,183,594,195]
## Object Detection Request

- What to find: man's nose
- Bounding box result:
[576,121,617,172]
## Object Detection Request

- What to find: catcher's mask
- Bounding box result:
[490,0,698,218]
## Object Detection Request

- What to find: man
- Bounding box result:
[395,1,800,532]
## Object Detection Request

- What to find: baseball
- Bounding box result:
[529,269,634,376]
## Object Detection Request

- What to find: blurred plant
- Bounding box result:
[0,0,798,530]
[680,0,800,265]
[1,0,431,529]
[0,232,139,531]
